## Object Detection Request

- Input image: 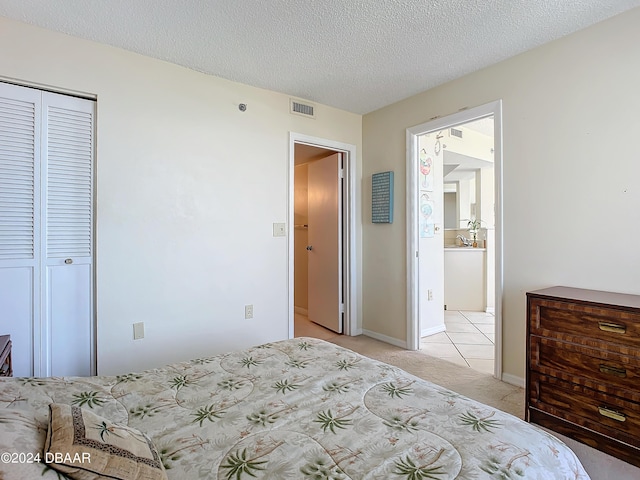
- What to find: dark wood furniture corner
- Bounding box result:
[0,335,12,377]
[526,286,640,467]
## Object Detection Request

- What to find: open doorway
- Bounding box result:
[427,117,496,375]
[293,145,343,340]
[288,134,358,341]
[406,101,503,379]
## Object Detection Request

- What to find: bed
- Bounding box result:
[0,337,589,479]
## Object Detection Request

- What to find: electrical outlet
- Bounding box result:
[133,322,144,340]
[244,305,254,319]
[427,289,433,301]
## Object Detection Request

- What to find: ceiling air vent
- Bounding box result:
[290,99,316,119]
[450,127,463,138]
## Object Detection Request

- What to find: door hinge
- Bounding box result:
[416,251,419,258]
[339,168,344,179]
[340,303,345,314]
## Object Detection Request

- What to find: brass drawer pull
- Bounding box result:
[599,364,627,377]
[598,406,626,422]
[598,322,626,334]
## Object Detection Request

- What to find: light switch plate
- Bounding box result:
[273,223,286,237]
[133,322,144,340]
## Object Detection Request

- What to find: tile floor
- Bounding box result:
[421,310,495,374]
[294,309,495,375]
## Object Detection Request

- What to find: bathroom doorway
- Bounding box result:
[406,100,503,379]
[432,116,496,375]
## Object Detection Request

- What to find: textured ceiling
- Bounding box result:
[1,1,639,114]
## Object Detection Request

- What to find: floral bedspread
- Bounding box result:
[0,337,589,479]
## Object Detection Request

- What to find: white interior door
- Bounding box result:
[0,83,41,377]
[307,153,342,333]
[43,92,94,377]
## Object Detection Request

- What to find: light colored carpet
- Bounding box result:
[325,333,640,480]
[327,334,523,417]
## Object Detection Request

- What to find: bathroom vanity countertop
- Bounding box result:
[444,246,486,251]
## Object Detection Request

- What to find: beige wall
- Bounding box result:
[294,164,309,310]
[362,8,640,382]
[0,16,362,375]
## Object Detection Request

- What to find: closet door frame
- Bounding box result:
[0,80,96,377]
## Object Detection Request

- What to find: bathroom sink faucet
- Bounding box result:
[456,234,472,246]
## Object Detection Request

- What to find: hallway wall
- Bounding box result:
[294,164,309,311]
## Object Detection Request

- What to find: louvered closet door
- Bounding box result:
[0,83,94,377]
[42,92,94,377]
[0,83,41,377]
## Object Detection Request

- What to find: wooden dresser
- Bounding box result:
[526,286,640,467]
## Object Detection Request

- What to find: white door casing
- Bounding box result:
[307,153,342,333]
[406,100,503,379]
[288,133,358,339]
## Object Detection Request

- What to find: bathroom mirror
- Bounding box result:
[441,119,495,230]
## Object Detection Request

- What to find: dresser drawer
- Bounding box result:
[529,297,640,350]
[529,373,640,447]
[530,336,640,399]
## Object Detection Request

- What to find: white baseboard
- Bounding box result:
[501,372,525,388]
[421,324,446,338]
[294,306,308,316]
[362,329,407,349]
